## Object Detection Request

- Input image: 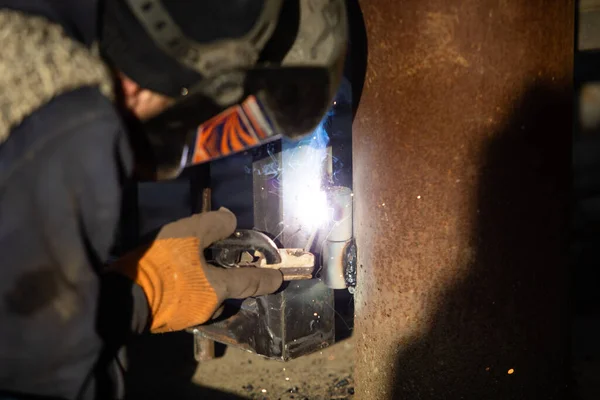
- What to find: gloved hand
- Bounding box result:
[111,208,283,333]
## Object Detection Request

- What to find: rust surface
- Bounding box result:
[194,335,216,363]
[353,1,573,399]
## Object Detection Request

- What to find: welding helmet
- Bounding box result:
[101,0,347,180]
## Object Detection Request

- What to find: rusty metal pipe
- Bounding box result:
[353,0,573,398]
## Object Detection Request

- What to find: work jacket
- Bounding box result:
[0,1,149,398]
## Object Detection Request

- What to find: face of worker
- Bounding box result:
[116,72,182,180]
[119,73,175,120]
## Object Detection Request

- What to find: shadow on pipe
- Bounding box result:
[391,84,572,400]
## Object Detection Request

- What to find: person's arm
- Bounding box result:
[0,86,284,399]
[110,208,283,334]
[0,87,137,399]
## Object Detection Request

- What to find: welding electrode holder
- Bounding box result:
[208,230,282,267]
[208,230,316,281]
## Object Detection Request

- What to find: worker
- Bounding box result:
[0,0,347,399]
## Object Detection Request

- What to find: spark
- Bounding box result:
[508,368,515,375]
[258,110,335,236]
[282,118,333,231]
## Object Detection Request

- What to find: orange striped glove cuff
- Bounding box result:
[111,238,218,333]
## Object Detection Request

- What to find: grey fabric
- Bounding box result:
[0,9,113,145]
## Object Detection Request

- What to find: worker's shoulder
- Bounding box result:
[0,87,125,186]
[25,86,121,135]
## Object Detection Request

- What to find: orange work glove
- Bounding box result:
[111,208,283,333]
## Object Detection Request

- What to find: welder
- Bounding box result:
[0,0,347,399]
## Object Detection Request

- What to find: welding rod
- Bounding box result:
[195,187,216,362]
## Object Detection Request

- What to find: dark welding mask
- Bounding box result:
[121,0,347,180]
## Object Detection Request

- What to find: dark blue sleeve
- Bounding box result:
[0,87,148,399]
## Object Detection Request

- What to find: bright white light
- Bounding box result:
[292,180,330,231]
[281,117,334,234]
[283,144,332,231]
